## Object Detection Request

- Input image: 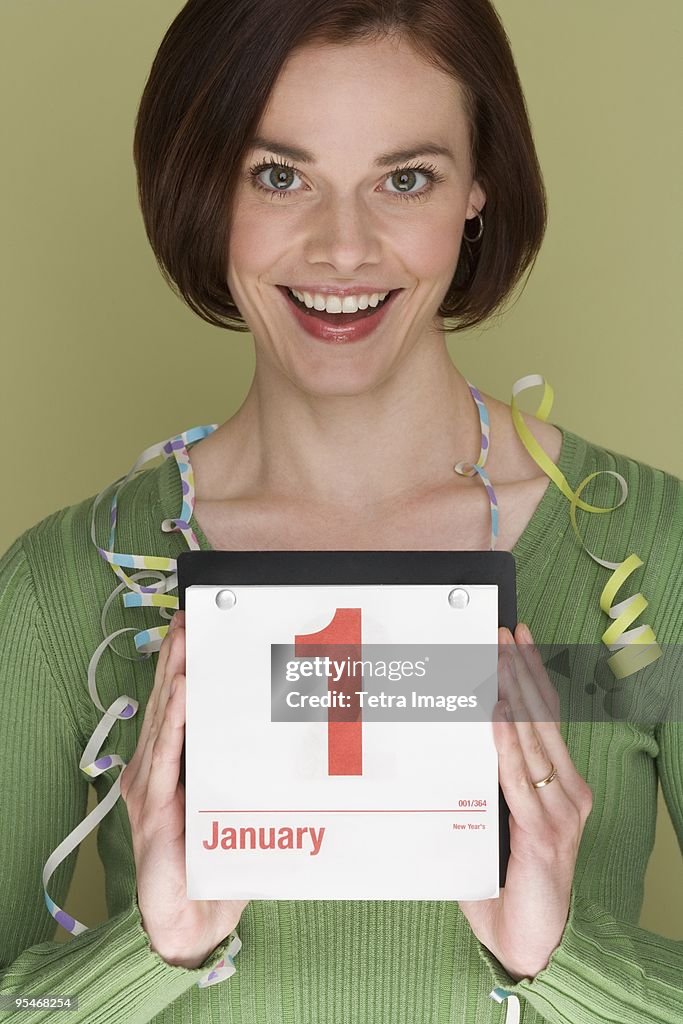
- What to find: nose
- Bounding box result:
[305,192,382,273]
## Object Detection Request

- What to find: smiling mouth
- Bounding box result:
[277,286,399,323]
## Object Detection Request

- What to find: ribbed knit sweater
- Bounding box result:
[0,423,681,1023]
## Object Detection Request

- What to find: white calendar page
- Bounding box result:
[185,583,501,900]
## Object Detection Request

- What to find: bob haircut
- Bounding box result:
[133,0,547,334]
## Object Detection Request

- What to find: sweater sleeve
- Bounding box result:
[0,534,238,1024]
[477,717,683,1023]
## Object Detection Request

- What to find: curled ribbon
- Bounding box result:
[42,424,241,989]
[489,987,520,1024]
[455,381,500,551]
[41,374,661,1000]
[510,374,662,680]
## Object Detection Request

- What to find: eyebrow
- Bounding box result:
[248,136,455,167]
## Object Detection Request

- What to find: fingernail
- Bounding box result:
[520,623,533,643]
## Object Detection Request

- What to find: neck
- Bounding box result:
[199,337,485,517]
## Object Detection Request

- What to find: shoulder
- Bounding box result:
[489,388,683,640]
[18,458,165,600]
[563,427,682,643]
[573,428,682,533]
[492,386,682,532]
[2,457,172,728]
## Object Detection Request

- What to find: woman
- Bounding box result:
[0,2,680,1022]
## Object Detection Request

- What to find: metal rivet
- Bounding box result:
[215,589,237,610]
[448,587,470,609]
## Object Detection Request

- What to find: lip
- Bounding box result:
[276,285,402,345]
[282,284,398,297]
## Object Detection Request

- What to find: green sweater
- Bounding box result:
[0,423,681,1023]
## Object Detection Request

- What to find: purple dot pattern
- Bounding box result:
[453,380,499,551]
[45,384,662,995]
[44,422,239,987]
[91,425,215,603]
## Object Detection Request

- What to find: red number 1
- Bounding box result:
[295,608,363,776]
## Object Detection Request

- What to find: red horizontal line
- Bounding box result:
[198,808,488,813]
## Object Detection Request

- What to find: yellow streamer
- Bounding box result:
[510,374,661,680]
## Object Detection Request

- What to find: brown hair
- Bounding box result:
[133,0,547,334]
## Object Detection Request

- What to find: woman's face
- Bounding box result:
[227,34,486,396]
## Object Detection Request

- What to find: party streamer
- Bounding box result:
[38,378,660,1007]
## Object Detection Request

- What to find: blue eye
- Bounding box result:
[247,156,445,203]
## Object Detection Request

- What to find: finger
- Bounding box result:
[122,613,185,804]
[500,629,562,773]
[501,628,555,726]
[492,700,546,831]
[499,636,583,809]
[499,646,564,804]
[140,625,186,784]
[515,624,561,722]
[133,611,183,766]
[146,672,186,811]
[155,625,185,725]
[147,613,183,724]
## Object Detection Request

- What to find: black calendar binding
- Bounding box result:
[177,549,516,887]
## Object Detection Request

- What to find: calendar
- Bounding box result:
[178,550,515,900]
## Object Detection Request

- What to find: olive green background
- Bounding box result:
[0,2,680,943]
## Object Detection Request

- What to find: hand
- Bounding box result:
[120,609,250,967]
[457,624,593,981]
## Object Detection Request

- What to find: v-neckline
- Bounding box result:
[158,422,585,587]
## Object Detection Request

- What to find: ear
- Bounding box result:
[467,179,486,218]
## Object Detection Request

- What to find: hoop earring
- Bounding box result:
[463,210,484,243]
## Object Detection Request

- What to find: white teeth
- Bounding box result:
[288,288,390,313]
